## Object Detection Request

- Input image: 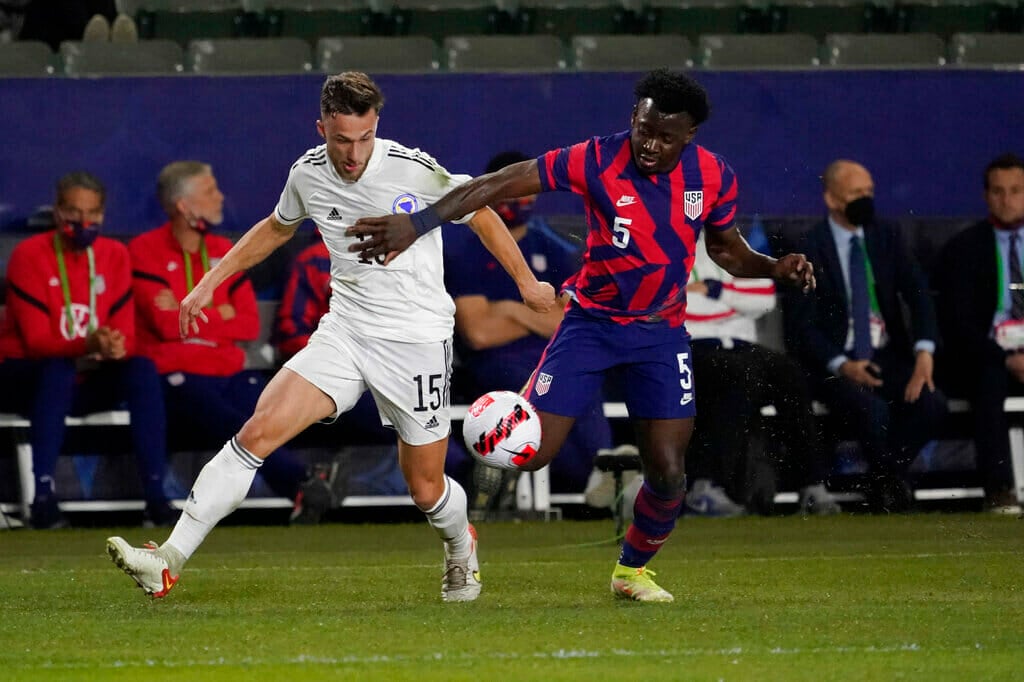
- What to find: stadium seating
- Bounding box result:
[647,0,761,42]
[263,0,373,43]
[948,32,1024,66]
[317,35,439,73]
[823,32,947,66]
[188,37,313,73]
[388,0,504,42]
[443,34,566,70]
[573,33,693,70]
[766,1,898,39]
[895,1,1012,38]
[699,32,820,68]
[523,0,647,40]
[60,40,185,76]
[0,41,55,77]
[131,0,260,45]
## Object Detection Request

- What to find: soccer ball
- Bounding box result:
[462,391,542,470]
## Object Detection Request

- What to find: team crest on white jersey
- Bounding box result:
[392,194,419,214]
[684,191,703,220]
[535,372,553,396]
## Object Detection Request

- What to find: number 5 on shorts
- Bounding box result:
[677,352,694,406]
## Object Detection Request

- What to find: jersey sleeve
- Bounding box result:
[705,155,739,230]
[274,164,309,226]
[104,242,136,355]
[537,139,592,196]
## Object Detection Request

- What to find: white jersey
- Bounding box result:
[275,138,474,343]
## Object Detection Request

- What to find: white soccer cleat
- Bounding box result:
[442,524,481,602]
[106,536,179,598]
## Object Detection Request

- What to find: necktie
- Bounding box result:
[1010,233,1024,320]
[848,235,872,360]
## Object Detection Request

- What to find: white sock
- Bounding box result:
[423,476,471,558]
[165,437,261,562]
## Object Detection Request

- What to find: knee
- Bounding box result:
[407,477,441,510]
[644,453,687,496]
[236,411,277,457]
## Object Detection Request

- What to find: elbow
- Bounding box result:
[460,328,495,351]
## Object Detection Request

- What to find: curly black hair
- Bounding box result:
[634,69,710,125]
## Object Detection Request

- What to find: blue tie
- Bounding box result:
[849,235,872,360]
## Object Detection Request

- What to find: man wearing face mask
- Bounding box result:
[442,151,613,512]
[932,152,1024,514]
[129,161,332,524]
[0,171,173,529]
[782,159,947,512]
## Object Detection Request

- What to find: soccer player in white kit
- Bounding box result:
[106,72,556,602]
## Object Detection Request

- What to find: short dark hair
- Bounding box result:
[634,69,710,125]
[485,150,529,175]
[55,171,106,207]
[320,71,385,118]
[984,153,1024,190]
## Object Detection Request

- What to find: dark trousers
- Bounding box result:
[162,370,309,500]
[940,353,1019,495]
[0,357,168,504]
[814,346,948,479]
[688,340,829,499]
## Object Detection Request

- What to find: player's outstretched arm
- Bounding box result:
[348,160,543,262]
[467,206,556,314]
[179,213,297,338]
[705,225,815,292]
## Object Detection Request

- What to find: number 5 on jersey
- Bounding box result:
[612,216,632,248]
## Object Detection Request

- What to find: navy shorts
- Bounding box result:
[524,306,696,420]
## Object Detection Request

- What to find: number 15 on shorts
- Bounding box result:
[677,352,694,406]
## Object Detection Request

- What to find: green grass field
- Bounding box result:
[2,514,1022,681]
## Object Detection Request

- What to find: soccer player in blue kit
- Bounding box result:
[350,70,816,602]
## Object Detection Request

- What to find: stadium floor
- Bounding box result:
[2,515,1021,681]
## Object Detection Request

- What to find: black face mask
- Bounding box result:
[844,196,875,226]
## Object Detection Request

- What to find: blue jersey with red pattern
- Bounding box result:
[537,130,738,327]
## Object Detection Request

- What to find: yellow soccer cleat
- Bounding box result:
[611,562,674,602]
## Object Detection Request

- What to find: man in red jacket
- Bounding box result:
[0,171,172,529]
[129,161,330,523]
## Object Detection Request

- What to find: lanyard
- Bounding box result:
[53,231,96,336]
[856,240,881,314]
[182,238,210,294]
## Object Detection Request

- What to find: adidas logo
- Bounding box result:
[424,415,440,429]
[327,207,343,221]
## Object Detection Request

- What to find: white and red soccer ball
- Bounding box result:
[462,390,542,470]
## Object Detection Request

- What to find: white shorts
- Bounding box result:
[283,314,453,446]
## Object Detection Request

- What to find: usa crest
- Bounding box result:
[684,190,703,220]
[535,372,553,396]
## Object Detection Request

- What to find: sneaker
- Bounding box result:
[290,467,334,525]
[798,484,841,516]
[685,479,745,518]
[610,562,674,602]
[106,537,179,598]
[442,524,481,602]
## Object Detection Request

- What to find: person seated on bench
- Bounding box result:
[0,171,173,529]
[442,150,614,512]
[932,152,1024,515]
[686,229,840,516]
[129,161,331,524]
[782,160,947,512]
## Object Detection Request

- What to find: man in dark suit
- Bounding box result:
[783,159,947,511]
[932,153,1024,514]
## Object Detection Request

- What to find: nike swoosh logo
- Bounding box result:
[616,196,637,207]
